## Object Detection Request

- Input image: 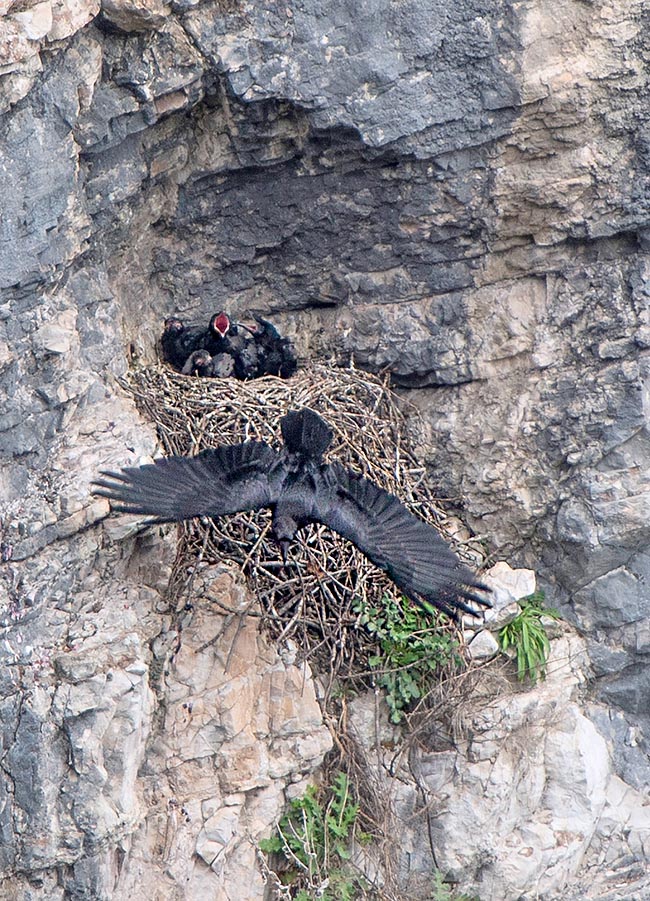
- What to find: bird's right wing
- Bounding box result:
[316,463,489,618]
[93,441,281,524]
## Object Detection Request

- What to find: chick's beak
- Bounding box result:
[279,540,290,566]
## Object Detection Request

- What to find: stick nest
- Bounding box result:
[124,362,486,678]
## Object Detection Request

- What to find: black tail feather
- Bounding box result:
[280,408,332,458]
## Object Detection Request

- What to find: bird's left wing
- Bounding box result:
[315,463,489,618]
[93,441,282,524]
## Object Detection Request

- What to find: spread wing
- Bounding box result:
[93,441,282,524]
[316,463,489,618]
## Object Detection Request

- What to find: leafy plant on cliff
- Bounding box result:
[259,772,370,900]
[353,594,461,723]
[431,869,480,901]
[498,591,559,684]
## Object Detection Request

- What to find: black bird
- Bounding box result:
[93,409,489,619]
[231,340,259,380]
[211,352,236,379]
[181,349,215,377]
[206,311,259,380]
[160,317,207,370]
[251,314,298,378]
[180,349,237,379]
[204,311,232,355]
[161,313,255,376]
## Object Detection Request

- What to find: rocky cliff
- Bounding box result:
[1,0,649,899]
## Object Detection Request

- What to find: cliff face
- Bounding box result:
[1,1,649,898]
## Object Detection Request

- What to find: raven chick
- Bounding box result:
[160,317,205,370]
[181,350,236,378]
[251,315,298,378]
[181,349,214,377]
[93,409,489,619]
[206,311,259,379]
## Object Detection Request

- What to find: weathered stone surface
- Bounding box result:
[183,0,520,154]
[32,309,79,356]
[346,632,650,901]
[101,0,169,33]
[106,566,332,900]
[49,0,100,42]
[554,770,650,901]
[485,561,537,604]
[0,11,43,69]
[1,0,650,896]
[0,542,332,898]
[467,628,499,660]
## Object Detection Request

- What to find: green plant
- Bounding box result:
[431,869,479,901]
[354,594,461,723]
[259,772,369,900]
[431,870,454,901]
[498,590,560,684]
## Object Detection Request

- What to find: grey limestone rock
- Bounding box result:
[183,0,521,155]
[1,0,650,897]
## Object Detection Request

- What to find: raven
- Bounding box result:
[180,350,236,379]
[181,349,215,377]
[204,311,232,355]
[93,409,489,618]
[206,311,259,380]
[250,314,298,378]
[160,312,258,378]
[161,317,206,370]
[211,352,236,379]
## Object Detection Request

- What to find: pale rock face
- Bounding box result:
[467,629,500,661]
[11,1,52,41]
[363,635,609,900]
[475,561,538,633]
[1,0,650,897]
[49,0,100,42]
[32,308,79,356]
[100,0,170,32]
[106,568,332,900]
[485,561,537,604]
[343,629,650,900]
[0,16,38,69]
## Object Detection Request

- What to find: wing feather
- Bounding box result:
[93,441,281,523]
[316,463,489,617]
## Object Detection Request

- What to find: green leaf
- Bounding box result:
[258,836,282,854]
[356,593,460,718]
[498,592,560,684]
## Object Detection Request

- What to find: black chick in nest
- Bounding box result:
[160,317,207,370]
[206,311,259,380]
[211,352,236,379]
[251,314,298,378]
[180,349,236,379]
[181,349,215,377]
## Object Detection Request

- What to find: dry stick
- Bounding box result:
[205,591,263,618]
[274,588,306,645]
[293,562,313,698]
[240,519,273,571]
